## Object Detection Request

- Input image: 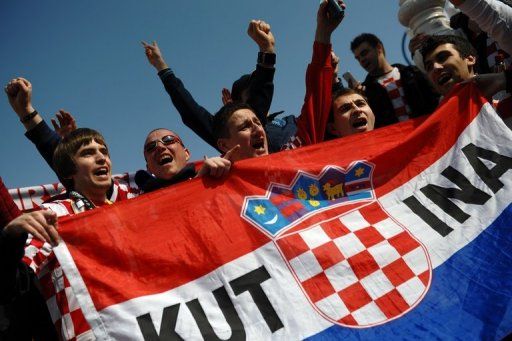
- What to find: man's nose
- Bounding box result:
[252,122,264,134]
[95,151,107,163]
[349,103,362,116]
[155,140,167,150]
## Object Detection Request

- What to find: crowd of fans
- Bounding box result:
[1,0,511,339]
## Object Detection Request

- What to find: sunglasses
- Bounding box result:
[144,135,183,153]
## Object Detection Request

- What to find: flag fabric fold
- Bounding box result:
[51,83,512,340]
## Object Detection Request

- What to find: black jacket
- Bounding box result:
[0,232,58,340]
[158,64,276,151]
[362,64,440,128]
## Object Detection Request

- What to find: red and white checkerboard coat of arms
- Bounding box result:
[242,162,432,327]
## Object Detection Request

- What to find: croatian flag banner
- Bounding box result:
[54,83,512,340]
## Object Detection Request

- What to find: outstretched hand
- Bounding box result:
[4,77,35,117]
[51,110,77,138]
[221,88,233,105]
[3,209,59,246]
[141,41,169,72]
[248,20,275,54]
[316,0,346,44]
[197,145,240,178]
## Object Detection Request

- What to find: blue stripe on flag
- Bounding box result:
[308,204,512,340]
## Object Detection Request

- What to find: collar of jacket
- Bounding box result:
[135,163,197,193]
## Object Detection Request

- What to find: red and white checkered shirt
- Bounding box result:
[377,67,411,122]
[22,181,136,340]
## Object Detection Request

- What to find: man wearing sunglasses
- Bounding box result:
[5,77,237,196]
[135,128,238,193]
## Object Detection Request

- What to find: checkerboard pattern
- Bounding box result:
[23,200,95,340]
[378,68,411,122]
[277,201,430,327]
[21,182,135,340]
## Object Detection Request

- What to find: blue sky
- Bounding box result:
[1,0,407,188]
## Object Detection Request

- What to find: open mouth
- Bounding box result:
[159,155,174,166]
[252,140,265,150]
[94,167,109,177]
[352,117,368,129]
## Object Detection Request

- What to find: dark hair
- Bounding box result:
[324,88,369,140]
[53,128,107,190]
[231,74,252,102]
[419,34,477,61]
[350,33,385,55]
[329,88,368,122]
[213,102,255,140]
[450,12,471,37]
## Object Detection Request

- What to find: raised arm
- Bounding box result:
[244,20,276,125]
[4,78,61,169]
[450,0,512,55]
[142,41,217,148]
[288,0,345,148]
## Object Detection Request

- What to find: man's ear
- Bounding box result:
[377,43,385,56]
[466,54,477,69]
[184,148,190,161]
[217,138,230,153]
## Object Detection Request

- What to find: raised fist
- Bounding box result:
[4,77,34,117]
[247,20,275,54]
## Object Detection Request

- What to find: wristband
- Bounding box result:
[506,69,512,94]
[257,52,276,66]
[20,110,38,123]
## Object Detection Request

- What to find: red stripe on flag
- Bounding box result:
[56,83,486,312]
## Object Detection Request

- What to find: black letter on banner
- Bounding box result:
[420,166,491,223]
[462,143,512,193]
[230,265,284,333]
[137,303,184,341]
[403,196,454,237]
[186,287,245,340]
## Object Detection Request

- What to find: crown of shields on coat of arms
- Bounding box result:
[241,161,432,327]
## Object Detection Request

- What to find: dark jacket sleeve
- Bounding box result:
[158,68,217,149]
[25,120,61,171]
[0,230,28,299]
[246,64,275,126]
[401,65,440,117]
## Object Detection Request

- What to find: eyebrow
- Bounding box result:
[338,104,353,112]
[79,145,108,155]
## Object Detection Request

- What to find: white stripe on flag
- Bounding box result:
[380,103,512,268]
